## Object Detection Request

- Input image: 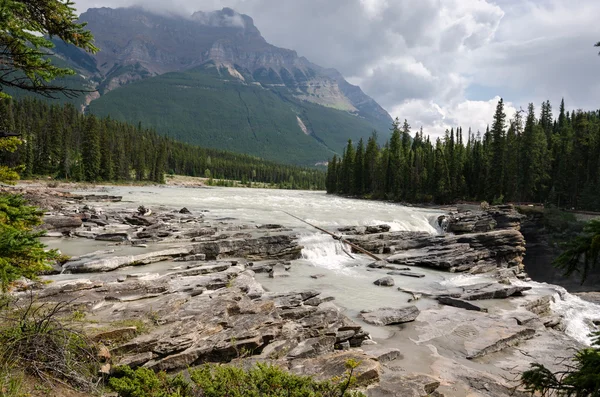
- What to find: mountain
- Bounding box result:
[53,7,393,165]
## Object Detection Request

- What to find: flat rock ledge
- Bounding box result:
[27,261,372,379]
[345,205,528,276]
[359,306,420,326]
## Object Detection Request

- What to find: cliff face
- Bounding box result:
[520,213,600,292]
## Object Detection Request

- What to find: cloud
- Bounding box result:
[73,0,600,139]
[391,97,517,138]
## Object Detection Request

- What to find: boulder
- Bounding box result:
[290,351,381,385]
[359,306,420,326]
[95,232,129,242]
[125,215,156,226]
[41,215,83,231]
[373,277,395,287]
[269,263,290,278]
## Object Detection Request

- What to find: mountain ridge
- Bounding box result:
[53,6,394,165]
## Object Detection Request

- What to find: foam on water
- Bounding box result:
[440,275,600,346]
[298,234,369,273]
[512,280,600,346]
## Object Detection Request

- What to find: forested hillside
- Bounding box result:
[0,98,325,189]
[86,62,391,165]
[327,99,600,211]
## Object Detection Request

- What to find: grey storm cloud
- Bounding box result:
[75,0,600,138]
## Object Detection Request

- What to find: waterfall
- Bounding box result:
[299,234,365,271]
[549,287,600,346]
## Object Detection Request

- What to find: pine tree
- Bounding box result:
[364,132,379,194]
[353,138,365,196]
[489,99,507,202]
[81,115,102,182]
[387,119,402,199]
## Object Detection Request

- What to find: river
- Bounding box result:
[43,185,600,346]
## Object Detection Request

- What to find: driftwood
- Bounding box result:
[283,211,381,261]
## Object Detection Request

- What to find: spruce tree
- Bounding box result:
[489,99,507,202]
[82,115,102,182]
[353,138,365,196]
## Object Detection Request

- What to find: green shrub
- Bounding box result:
[109,361,366,397]
[109,367,193,397]
[0,194,59,291]
[522,332,600,396]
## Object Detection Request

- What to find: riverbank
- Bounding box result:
[3,184,600,396]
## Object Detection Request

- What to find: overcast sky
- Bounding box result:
[75,0,600,138]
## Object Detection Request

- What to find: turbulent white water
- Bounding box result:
[512,280,600,346]
[440,274,600,346]
[60,186,600,346]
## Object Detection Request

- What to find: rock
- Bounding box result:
[269,263,290,278]
[373,277,395,287]
[95,232,129,242]
[117,352,154,368]
[89,218,109,227]
[258,224,285,229]
[290,351,381,385]
[350,228,526,274]
[78,194,122,202]
[386,271,425,278]
[179,207,192,214]
[368,373,441,397]
[174,254,207,262]
[460,283,531,300]
[367,261,389,269]
[287,336,336,359]
[193,235,302,261]
[41,215,83,231]
[74,230,97,239]
[92,327,138,342]
[339,225,390,235]
[360,345,403,363]
[524,296,552,316]
[117,276,127,283]
[543,316,562,328]
[183,228,217,238]
[359,306,420,326]
[467,328,536,359]
[64,246,195,273]
[438,296,488,312]
[366,225,391,234]
[446,211,497,234]
[125,215,156,226]
[97,345,111,361]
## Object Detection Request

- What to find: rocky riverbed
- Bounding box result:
[6,185,600,396]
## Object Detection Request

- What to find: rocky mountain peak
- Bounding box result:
[191,7,255,31]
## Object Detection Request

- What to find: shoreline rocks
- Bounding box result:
[7,186,590,396]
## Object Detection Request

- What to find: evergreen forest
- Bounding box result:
[327,98,600,211]
[0,98,326,190]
